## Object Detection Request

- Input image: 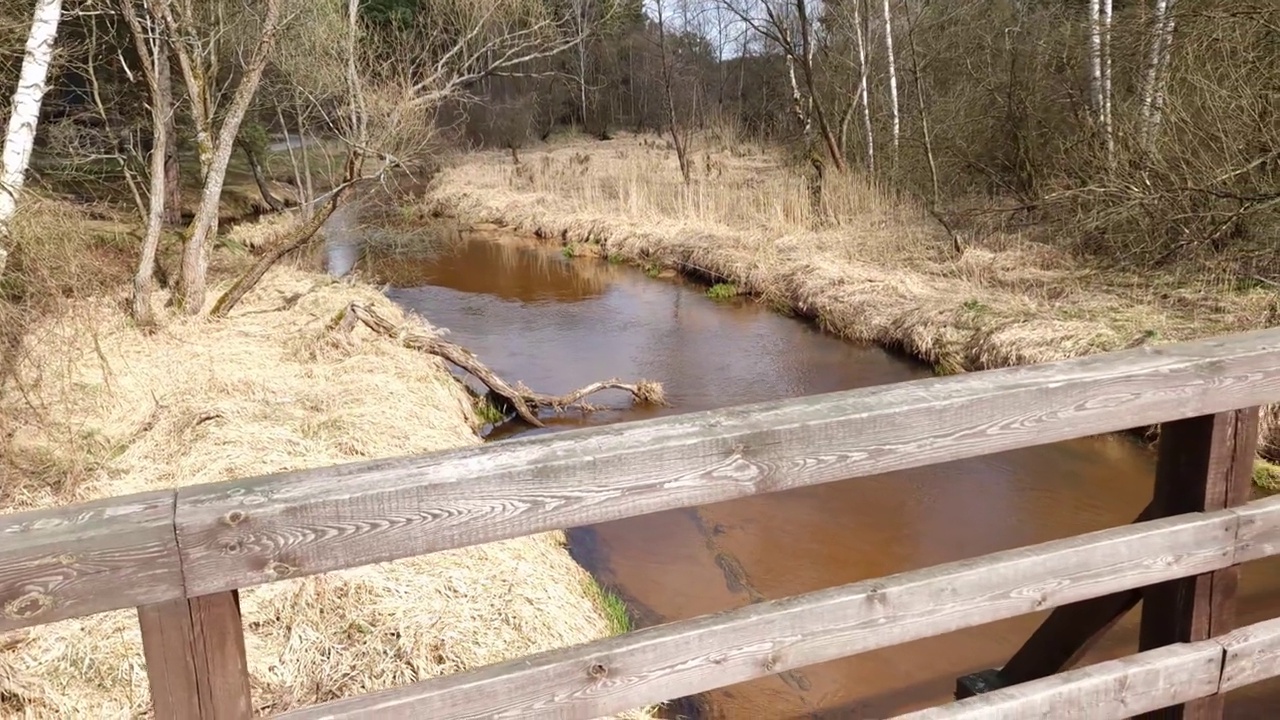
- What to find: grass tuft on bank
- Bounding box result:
[428,133,1280,459]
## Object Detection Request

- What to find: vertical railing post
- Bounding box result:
[1137,408,1259,720]
[138,590,253,720]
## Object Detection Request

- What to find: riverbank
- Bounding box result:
[426,133,1280,475]
[0,212,643,715]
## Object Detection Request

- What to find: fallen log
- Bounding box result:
[335,302,666,427]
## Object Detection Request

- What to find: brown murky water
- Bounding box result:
[361,226,1280,718]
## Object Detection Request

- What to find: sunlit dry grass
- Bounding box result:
[428,132,1279,453]
[1,264,651,718]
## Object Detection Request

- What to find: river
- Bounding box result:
[347,222,1280,718]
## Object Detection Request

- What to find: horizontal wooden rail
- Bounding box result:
[5,327,1280,630]
[0,491,184,631]
[176,327,1280,596]
[273,496,1280,720]
[895,617,1280,719]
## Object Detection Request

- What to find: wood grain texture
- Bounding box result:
[1217,616,1280,692]
[1138,410,1258,720]
[1230,494,1280,563]
[188,591,252,720]
[965,499,1161,696]
[138,592,253,720]
[275,509,1241,720]
[139,598,202,720]
[895,642,1224,720]
[0,490,183,631]
[175,328,1280,595]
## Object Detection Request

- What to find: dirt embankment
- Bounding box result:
[0,258,639,716]
[426,133,1280,476]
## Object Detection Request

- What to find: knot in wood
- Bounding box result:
[223,510,247,526]
[56,553,77,565]
[588,662,608,679]
[267,561,294,578]
[5,592,52,620]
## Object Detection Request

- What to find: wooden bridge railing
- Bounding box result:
[7,328,1280,718]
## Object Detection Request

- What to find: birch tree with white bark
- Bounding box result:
[1087,0,1114,162]
[1100,0,1112,161]
[0,0,63,278]
[1139,0,1178,150]
[1087,0,1103,125]
[881,0,899,159]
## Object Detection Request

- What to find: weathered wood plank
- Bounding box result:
[955,591,1141,699]
[0,490,183,631]
[175,328,1280,595]
[1138,410,1257,720]
[1230,494,1280,564]
[956,499,1160,699]
[139,599,202,719]
[1217,616,1280,693]
[189,591,253,720]
[276,509,1240,720]
[139,591,253,720]
[896,642,1224,720]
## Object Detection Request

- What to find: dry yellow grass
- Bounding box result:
[1,265,646,717]
[428,132,1280,453]
[222,209,302,250]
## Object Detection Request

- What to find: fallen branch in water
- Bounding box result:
[333,302,666,427]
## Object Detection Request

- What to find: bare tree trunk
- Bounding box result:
[0,0,63,277]
[174,135,233,311]
[838,105,850,158]
[852,0,875,173]
[167,0,285,313]
[160,53,182,226]
[1088,0,1104,122]
[297,113,315,220]
[881,0,900,160]
[120,0,171,327]
[655,0,692,183]
[239,140,283,211]
[1101,0,1114,163]
[904,0,940,207]
[133,108,168,327]
[276,105,304,208]
[1139,0,1178,149]
[785,54,812,136]
[575,7,589,130]
[794,0,846,172]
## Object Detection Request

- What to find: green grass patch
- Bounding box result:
[584,579,633,635]
[474,397,508,425]
[561,245,577,259]
[1254,460,1280,494]
[607,253,625,264]
[644,263,662,278]
[706,283,737,300]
